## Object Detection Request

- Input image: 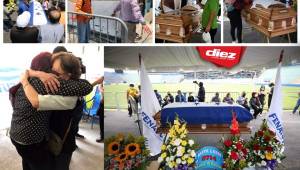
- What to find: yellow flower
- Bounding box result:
[180,133,186,139]
[187,157,194,164]
[181,140,187,146]
[161,152,167,159]
[174,119,180,125]
[266,152,273,160]
[161,145,167,151]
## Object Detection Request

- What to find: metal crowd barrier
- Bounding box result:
[67,11,128,43]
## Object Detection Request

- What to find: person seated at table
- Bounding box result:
[175,90,186,102]
[223,92,234,104]
[154,89,162,106]
[10,11,39,43]
[250,92,263,119]
[38,7,64,43]
[211,92,221,103]
[162,92,174,107]
[187,92,195,102]
[236,91,250,111]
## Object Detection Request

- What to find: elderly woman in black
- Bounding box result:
[10,52,93,170]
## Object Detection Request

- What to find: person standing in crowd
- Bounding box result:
[188,92,195,102]
[201,0,220,43]
[223,92,234,104]
[10,11,39,43]
[250,92,263,119]
[225,0,242,43]
[75,0,93,43]
[268,83,275,109]
[43,0,49,15]
[175,90,186,102]
[194,81,205,102]
[10,52,93,170]
[127,84,139,117]
[39,7,64,43]
[112,0,146,43]
[154,90,162,106]
[162,92,174,107]
[258,85,266,111]
[211,92,220,102]
[236,91,250,111]
[18,0,29,15]
[292,92,300,115]
[96,82,104,143]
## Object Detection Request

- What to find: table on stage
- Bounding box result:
[156,102,253,134]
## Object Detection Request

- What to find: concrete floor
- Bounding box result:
[0,121,103,170]
[223,17,297,43]
[67,0,153,43]
[105,109,300,169]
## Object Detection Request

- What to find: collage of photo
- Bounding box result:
[0,0,299,170]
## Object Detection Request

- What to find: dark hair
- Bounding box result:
[58,2,65,11]
[154,90,157,93]
[129,84,134,87]
[52,52,82,79]
[242,91,246,97]
[252,92,257,97]
[199,82,203,86]
[269,83,275,87]
[10,52,52,107]
[53,46,67,54]
[48,7,61,24]
[30,52,52,73]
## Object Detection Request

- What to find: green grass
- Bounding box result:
[104,83,300,110]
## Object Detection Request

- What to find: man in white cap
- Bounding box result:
[10,11,39,43]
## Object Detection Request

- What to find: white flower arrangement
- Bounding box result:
[158,117,198,169]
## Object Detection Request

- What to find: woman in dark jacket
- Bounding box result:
[10,52,93,170]
[250,92,263,119]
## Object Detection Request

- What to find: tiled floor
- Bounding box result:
[105,109,300,169]
[0,121,103,170]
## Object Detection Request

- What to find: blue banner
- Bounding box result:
[195,146,223,170]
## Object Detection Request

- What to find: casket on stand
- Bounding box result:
[242,2,297,43]
[154,102,253,134]
[155,0,201,43]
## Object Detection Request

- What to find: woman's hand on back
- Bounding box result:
[20,70,29,85]
[39,72,60,93]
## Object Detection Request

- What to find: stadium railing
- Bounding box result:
[67,12,128,43]
[104,91,298,111]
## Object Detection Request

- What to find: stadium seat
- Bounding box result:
[83,86,102,129]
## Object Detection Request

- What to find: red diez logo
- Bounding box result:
[206,49,237,60]
[196,46,247,68]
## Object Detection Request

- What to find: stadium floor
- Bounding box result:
[105,109,300,169]
[0,121,103,170]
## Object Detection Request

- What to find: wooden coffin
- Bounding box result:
[155,6,200,43]
[242,4,297,38]
[153,112,251,134]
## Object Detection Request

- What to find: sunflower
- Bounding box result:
[125,143,140,156]
[114,152,128,163]
[108,141,120,155]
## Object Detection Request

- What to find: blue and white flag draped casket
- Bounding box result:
[28,0,48,26]
[155,102,253,134]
